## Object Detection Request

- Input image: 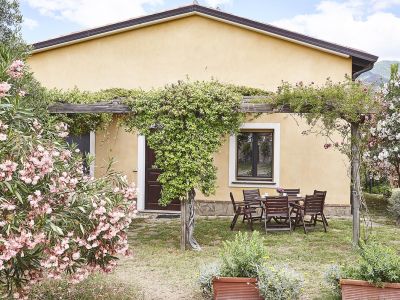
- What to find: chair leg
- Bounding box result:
[248,212,254,231]
[264,214,268,234]
[313,214,317,226]
[301,212,307,234]
[322,213,329,227]
[230,212,239,230]
[289,215,292,232]
[322,213,327,232]
[293,209,300,231]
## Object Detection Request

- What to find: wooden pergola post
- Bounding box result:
[351,122,361,245]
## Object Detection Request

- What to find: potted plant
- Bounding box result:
[199,231,303,299]
[324,241,400,299]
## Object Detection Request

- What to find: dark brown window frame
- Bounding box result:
[236,130,274,182]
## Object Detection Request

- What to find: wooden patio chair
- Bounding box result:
[243,189,263,221]
[293,194,328,234]
[230,192,256,231]
[281,188,301,218]
[314,190,328,226]
[262,196,292,232]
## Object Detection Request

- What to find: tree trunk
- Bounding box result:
[351,122,361,246]
[180,188,201,251]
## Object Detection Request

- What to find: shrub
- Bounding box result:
[257,264,303,300]
[220,231,267,278]
[0,46,137,299]
[346,241,400,286]
[323,264,342,297]
[324,242,400,297]
[199,232,304,299]
[198,262,220,298]
[388,188,400,225]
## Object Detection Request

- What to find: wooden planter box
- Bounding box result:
[341,279,400,300]
[212,277,263,300]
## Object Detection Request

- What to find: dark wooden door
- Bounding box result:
[145,143,180,211]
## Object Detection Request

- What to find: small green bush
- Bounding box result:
[257,264,304,300]
[199,231,304,299]
[323,265,342,297]
[324,242,400,297]
[198,263,220,298]
[220,231,267,278]
[368,183,392,197]
[388,188,400,225]
[346,241,400,285]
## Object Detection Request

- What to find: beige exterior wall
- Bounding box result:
[28,14,352,206]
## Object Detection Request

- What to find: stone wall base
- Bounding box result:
[195,200,351,217]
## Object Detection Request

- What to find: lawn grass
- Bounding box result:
[27,195,400,299]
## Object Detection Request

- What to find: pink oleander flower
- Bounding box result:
[55,122,69,138]
[7,60,24,79]
[0,160,18,181]
[18,90,26,97]
[0,82,11,97]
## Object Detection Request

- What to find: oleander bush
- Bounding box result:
[0,45,137,299]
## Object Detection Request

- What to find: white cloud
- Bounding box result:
[23,17,39,30]
[271,0,400,60]
[205,0,232,8]
[26,0,164,27]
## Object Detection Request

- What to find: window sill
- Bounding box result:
[229,181,277,188]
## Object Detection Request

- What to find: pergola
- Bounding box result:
[49,96,362,246]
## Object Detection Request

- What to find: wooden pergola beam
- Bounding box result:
[48,96,292,114]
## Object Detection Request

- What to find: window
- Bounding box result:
[236,130,274,181]
[66,132,95,175]
[229,123,280,187]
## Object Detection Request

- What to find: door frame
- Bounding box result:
[137,135,180,212]
[137,135,146,211]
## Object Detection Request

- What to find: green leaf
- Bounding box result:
[49,222,64,236]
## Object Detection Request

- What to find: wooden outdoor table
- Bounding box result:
[256,196,304,225]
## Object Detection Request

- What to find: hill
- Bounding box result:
[359,60,399,84]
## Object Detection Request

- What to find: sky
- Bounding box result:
[20,0,400,61]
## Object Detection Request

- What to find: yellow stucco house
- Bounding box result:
[28,4,377,216]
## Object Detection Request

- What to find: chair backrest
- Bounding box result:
[304,194,325,215]
[264,196,289,217]
[314,190,327,198]
[282,188,300,197]
[229,192,238,213]
[243,189,260,202]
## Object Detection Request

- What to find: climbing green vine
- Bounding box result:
[40,80,268,205]
[123,80,245,205]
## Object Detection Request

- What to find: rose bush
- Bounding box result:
[0,48,137,299]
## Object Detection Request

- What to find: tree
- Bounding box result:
[366,64,400,187]
[0,0,28,54]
